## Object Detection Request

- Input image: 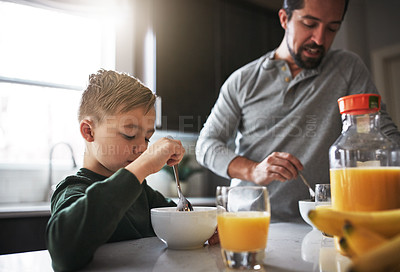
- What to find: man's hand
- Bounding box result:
[228,152,303,186]
[250,152,303,185]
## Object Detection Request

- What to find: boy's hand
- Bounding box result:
[125,137,185,183]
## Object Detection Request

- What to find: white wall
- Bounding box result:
[333,0,400,70]
[114,1,135,76]
[365,0,400,52]
[0,164,78,203]
[332,0,400,127]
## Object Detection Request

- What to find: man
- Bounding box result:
[196,0,400,222]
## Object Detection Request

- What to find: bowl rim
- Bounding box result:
[151,206,217,214]
[298,199,315,203]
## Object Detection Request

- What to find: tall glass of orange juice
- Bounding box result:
[216,186,270,270]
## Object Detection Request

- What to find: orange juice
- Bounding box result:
[217,211,270,252]
[316,205,331,210]
[330,167,400,211]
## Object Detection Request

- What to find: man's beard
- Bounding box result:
[287,40,325,69]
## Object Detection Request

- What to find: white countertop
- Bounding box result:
[0,222,352,272]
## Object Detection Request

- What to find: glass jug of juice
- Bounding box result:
[329,94,400,212]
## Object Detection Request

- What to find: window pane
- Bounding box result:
[0,82,83,164]
[0,2,105,87]
[0,1,115,167]
[0,1,116,203]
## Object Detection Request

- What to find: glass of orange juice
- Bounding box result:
[315,184,332,237]
[216,186,270,270]
[315,184,331,208]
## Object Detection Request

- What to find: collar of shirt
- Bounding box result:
[262,49,321,88]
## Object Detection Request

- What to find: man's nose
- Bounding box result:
[311,25,325,46]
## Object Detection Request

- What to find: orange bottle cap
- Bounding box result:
[337,94,381,115]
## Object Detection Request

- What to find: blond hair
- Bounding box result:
[78,69,156,123]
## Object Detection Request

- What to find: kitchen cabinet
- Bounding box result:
[219,0,283,82]
[153,0,219,133]
[0,216,50,254]
[153,0,283,132]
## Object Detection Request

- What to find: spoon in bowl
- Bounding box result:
[172,163,194,211]
[166,135,193,211]
[299,172,315,201]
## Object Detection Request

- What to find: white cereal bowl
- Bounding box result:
[151,206,217,250]
[298,200,316,229]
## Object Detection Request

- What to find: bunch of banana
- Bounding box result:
[343,222,388,256]
[308,207,400,272]
[307,208,400,238]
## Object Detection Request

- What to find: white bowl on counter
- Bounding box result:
[298,199,316,229]
[151,206,217,250]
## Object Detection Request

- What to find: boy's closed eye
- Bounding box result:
[122,134,136,140]
[122,133,151,143]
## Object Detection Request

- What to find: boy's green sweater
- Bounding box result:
[46,168,175,272]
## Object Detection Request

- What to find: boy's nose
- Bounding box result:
[132,138,148,154]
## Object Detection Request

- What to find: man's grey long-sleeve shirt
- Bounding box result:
[196,49,400,222]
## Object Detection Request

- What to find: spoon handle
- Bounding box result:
[299,173,315,198]
[172,164,183,198]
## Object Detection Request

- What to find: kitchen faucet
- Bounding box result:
[47,142,77,201]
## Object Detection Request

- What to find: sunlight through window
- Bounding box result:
[0,1,115,166]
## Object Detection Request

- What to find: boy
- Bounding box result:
[46,69,190,271]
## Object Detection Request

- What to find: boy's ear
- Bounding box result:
[80,119,95,142]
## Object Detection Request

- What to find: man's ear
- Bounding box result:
[80,119,95,142]
[278,8,288,30]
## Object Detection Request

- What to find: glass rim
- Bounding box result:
[216,185,268,190]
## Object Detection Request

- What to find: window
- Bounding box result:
[0,1,115,166]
